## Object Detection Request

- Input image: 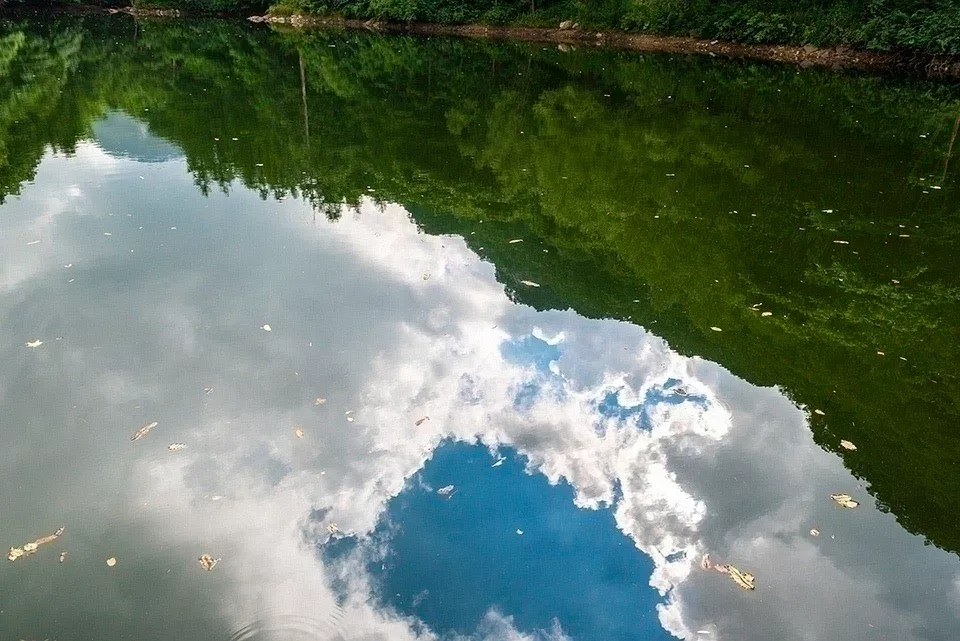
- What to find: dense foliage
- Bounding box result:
[2,15,960,554]
[4,0,960,53]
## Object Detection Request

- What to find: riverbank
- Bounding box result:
[253,14,960,78]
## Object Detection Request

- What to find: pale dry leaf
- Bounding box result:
[131,421,158,441]
[198,554,219,571]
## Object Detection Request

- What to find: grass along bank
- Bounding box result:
[4,1,960,57]
[262,0,960,57]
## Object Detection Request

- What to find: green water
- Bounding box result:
[2,12,960,641]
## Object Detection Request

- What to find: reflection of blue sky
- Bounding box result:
[327,441,670,641]
[2,141,959,641]
[597,379,709,434]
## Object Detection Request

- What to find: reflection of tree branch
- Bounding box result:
[941,107,960,184]
[299,50,310,150]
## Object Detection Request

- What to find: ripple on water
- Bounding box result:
[227,607,345,641]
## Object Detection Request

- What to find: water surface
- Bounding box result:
[1,14,959,641]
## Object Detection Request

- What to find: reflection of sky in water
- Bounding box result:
[326,442,669,641]
[1,123,959,641]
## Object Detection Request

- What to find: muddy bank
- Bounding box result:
[252,14,960,79]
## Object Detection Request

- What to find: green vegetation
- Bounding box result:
[4,0,960,54]
[1,14,959,555]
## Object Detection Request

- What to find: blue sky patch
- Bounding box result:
[337,440,671,641]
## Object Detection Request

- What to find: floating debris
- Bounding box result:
[131,421,158,441]
[168,442,186,451]
[326,523,340,535]
[840,440,857,451]
[106,557,117,567]
[717,564,755,590]
[710,327,722,332]
[437,485,455,497]
[508,239,524,244]
[294,428,305,439]
[7,527,64,562]
[26,340,43,348]
[810,528,820,537]
[198,554,220,571]
[59,551,67,563]
[415,416,429,426]
[262,324,272,332]
[314,397,327,406]
[830,493,859,508]
[520,280,540,287]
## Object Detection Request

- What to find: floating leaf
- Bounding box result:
[725,564,756,590]
[168,442,186,451]
[131,421,158,441]
[830,493,859,508]
[415,416,429,426]
[198,554,220,571]
[7,527,64,561]
[106,557,117,567]
[840,440,857,451]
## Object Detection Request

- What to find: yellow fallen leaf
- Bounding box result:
[198,554,219,571]
[131,421,158,441]
[830,493,859,508]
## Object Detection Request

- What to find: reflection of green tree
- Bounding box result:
[2,16,960,554]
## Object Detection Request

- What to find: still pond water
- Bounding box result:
[2,13,960,641]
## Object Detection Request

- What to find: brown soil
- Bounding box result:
[254,14,960,79]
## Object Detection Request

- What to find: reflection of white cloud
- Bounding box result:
[5,150,960,641]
